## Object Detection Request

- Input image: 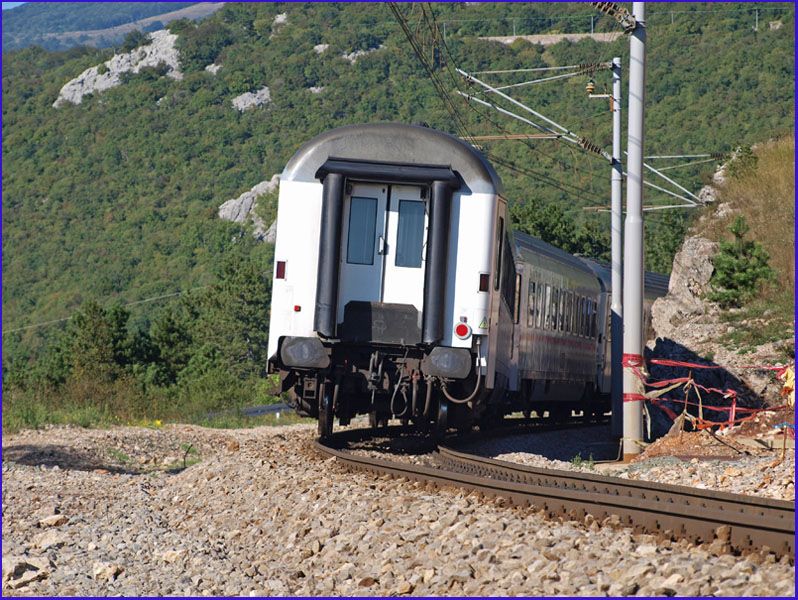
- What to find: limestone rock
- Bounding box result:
[205,63,222,74]
[308,86,325,94]
[39,514,68,528]
[313,43,329,54]
[698,185,718,204]
[54,30,181,108]
[651,237,719,336]
[341,45,385,64]
[231,86,271,112]
[33,530,67,550]
[217,174,279,241]
[93,562,123,581]
[3,556,51,589]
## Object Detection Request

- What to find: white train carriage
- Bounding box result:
[268,122,670,438]
[268,123,509,437]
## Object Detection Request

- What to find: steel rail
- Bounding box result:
[315,431,794,559]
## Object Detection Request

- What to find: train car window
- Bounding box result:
[578,296,585,336]
[588,299,597,338]
[537,285,545,329]
[543,284,552,330]
[395,200,425,268]
[513,273,521,324]
[494,217,504,291]
[527,281,537,326]
[551,288,559,331]
[558,289,566,332]
[565,292,573,334]
[346,196,377,265]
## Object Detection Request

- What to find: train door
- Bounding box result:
[337,183,388,323]
[337,183,427,324]
[381,185,427,310]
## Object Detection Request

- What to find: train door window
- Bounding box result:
[591,299,598,338]
[527,281,537,326]
[494,217,504,291]
[395,200,425,268]
[346,196,378,265]
[513,273,522,324]
[577,296,585,336]
[558,289,566,331]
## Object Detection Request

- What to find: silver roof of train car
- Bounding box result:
[579,257,670,297]
[512,230,597,275]
[281,122,503,195]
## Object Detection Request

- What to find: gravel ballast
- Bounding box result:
[2,424,795,596]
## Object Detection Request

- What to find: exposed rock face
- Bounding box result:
[651,237,719,334]
[53,30,181,108]
[697,185,717,204]
[231,86,271,111]
[646,235,790,439]
[273,13,288,26]
[313,43,329,54]
[308,86,325,94]
[341,45,385,64]
[217,175,279,241]
[204,63,221,74]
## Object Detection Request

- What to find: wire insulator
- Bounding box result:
[591,2,637,32]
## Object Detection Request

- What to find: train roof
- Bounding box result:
[281,122,503,196]
[579,257,670,297]
[512,230,597,276]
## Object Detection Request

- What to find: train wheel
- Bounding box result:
[435,399,448,438]
[369,411,389,433]
[318,382,334,440]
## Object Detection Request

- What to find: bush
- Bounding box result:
[709,216,774,307]
[119,29,149,53]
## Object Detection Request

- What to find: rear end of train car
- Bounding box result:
[267,123,510,436]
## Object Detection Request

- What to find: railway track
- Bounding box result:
[315,425,795,559]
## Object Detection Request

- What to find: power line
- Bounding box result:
[5,286,210,334]
[391,3,605,202]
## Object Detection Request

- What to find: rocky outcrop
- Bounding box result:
[313,43,329,54]
[651,237,719,334]
[53,30,181,108]
[646,234,790,438]
[231,86,271,111]
[308,86,325,94]
[204,63,222,74]
[341,45,385,64]
[217,175,279,241]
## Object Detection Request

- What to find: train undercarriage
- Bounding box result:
[273,339,609,439]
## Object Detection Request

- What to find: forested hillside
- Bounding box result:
[2,2,794,429]
[1,2,198,50]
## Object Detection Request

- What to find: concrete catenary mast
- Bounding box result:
[622,2,646,459]
[610,56,623,437]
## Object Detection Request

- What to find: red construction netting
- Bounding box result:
[621,354,793,430]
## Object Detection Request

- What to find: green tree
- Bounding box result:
[708,216,774,307]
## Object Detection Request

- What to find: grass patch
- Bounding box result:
[570,453,595,469]
[718,295,795,355]
[107,448,131,463]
